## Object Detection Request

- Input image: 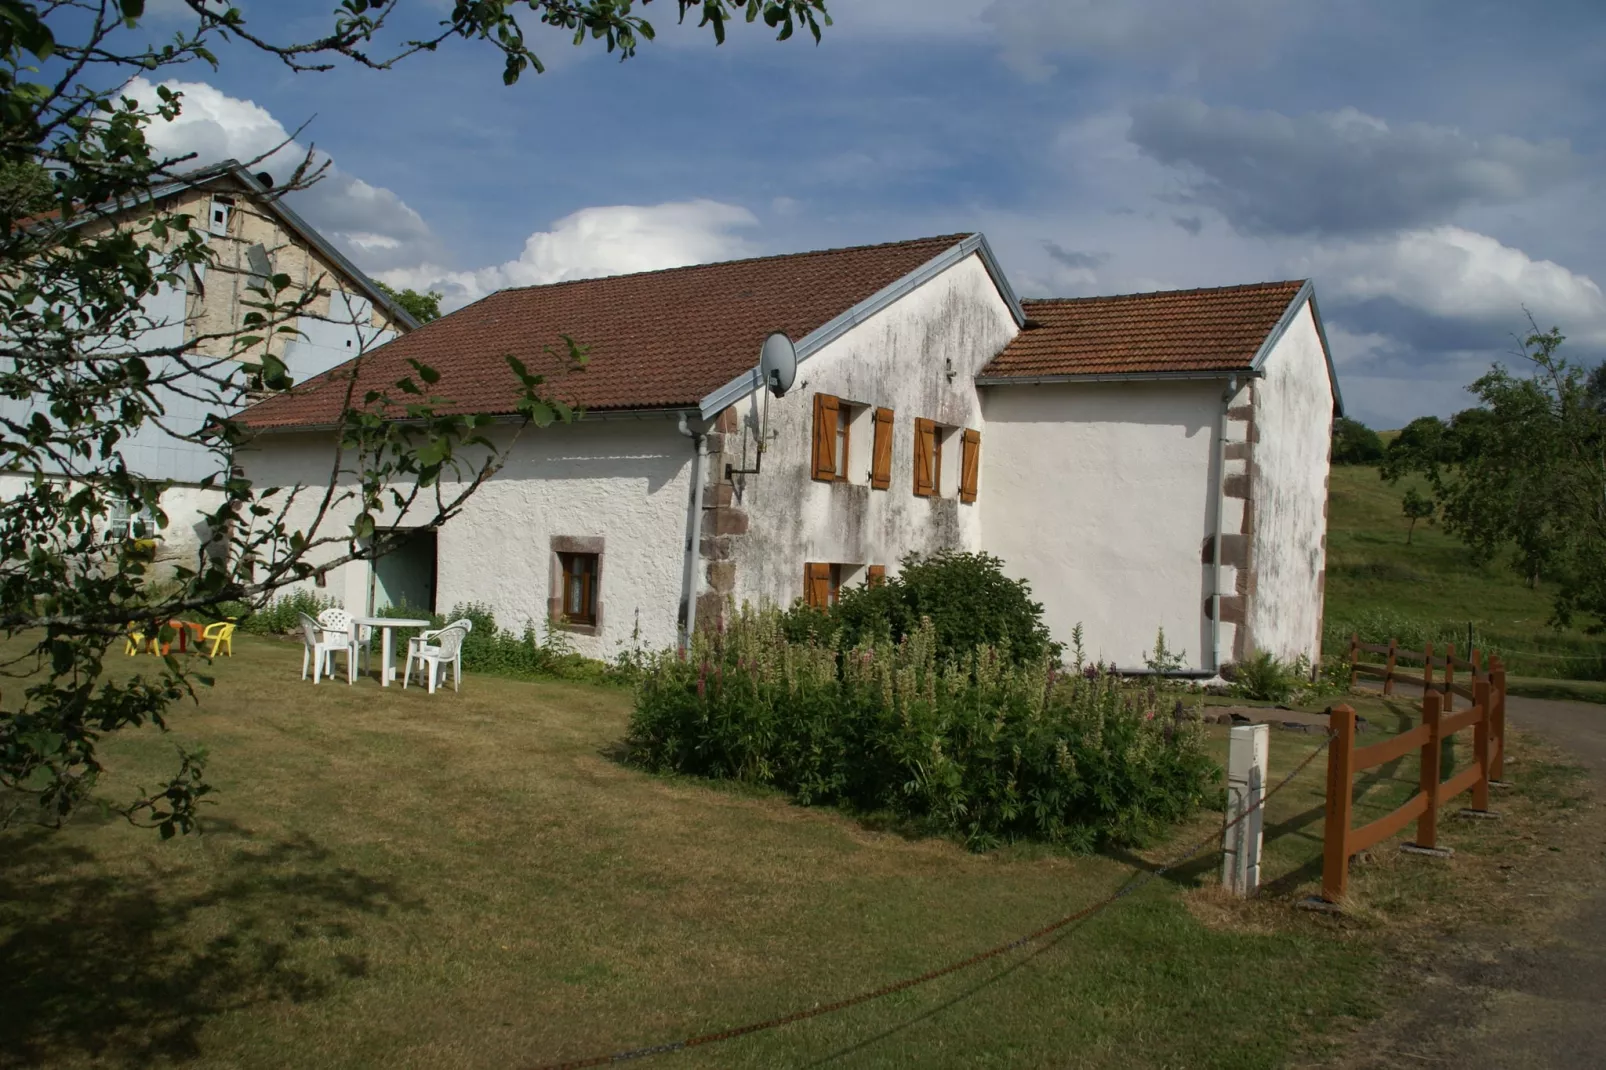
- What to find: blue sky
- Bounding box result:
[130,0,1606,427]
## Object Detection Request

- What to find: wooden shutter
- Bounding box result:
[804,562,832,608]
[869,408,894,490]
[866,564,886,587]
[913,418,935,497]
[811,394,839,482]
[959,428,981,503]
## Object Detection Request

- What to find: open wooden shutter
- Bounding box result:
[804,562,832,608]
[913,418,935,497]
[869,408,894,490]
[866,564,886,587]
[959,428,981,503]
[811,394,839,482]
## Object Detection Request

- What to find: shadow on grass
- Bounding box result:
[0,814,424,1069]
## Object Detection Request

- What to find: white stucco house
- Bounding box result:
[236,233,1341,673]
[0,159,417,573]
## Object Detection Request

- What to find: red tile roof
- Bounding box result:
[240,233,971,429]
[980,280,1307,380]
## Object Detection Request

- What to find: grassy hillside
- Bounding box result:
[1323,463,1606,681]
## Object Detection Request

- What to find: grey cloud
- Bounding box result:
[1173,215,1202,236]
[1042,241,1108,270]
[1129,98,1578,236]
[983,0,1292,79]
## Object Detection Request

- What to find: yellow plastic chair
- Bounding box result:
[124,624,146,656]
[203,620,235,657]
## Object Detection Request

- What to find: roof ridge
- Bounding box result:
[1022,279,1306,306]
[487,232,975,298]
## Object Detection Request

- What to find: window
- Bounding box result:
[866,564,887,587]
[550,536,604,633]
[913,418,941,498]
[208,195,234,237]
[106,500,158,543]
[812,393,866,483]
[558,552,599,626]
[869,407,894,490]
[958,428,981,503]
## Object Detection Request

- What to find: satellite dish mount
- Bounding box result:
[726,332,796,481]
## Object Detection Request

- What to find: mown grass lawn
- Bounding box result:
[0,639,1579,1069]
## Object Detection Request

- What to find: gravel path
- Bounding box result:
[1330,695,1606,1068]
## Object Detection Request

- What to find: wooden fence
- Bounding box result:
[1320,646,1507,903]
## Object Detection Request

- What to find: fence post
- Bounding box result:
[1422,641,1434,704]
[1471,679,1492,812]
[1444,643,1456,713]
[1384,638,1398,695]
[1222,723,1270,897]
[1490,657,1507,782]
[1414,692,1443,851]
[1349,633,1359,689]
[1322,705,1357,903]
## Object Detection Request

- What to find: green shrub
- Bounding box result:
[781,550,1061,668]
[628,606,1217,850]
[1231,650,1296,703]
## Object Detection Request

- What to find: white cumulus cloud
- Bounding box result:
[379,201,759,309]
[123,77,440,274]
[121,78,762,312]
[1296,225,1606,345]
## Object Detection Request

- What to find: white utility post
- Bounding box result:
[1222,723,1270,897]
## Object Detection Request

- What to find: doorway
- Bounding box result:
[370,529,437,615]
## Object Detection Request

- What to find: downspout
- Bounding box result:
[677,413,707,652]
[1210,374,1240,675]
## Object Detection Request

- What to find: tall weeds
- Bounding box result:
[628,606,1218,851]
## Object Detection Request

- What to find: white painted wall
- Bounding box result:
[718,252,1019,607]
[979,380,1223,670]
[236,418,694,659]
[1246,300,1333,664]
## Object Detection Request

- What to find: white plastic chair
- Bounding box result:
[403,624,468,694]
[317,607,361,684]
[407,617,472,669]
[299,612,351,684]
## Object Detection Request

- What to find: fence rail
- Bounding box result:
[1319,655,1506,903]
[1347,634,1493,714]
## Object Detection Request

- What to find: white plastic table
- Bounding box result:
[351,616,431,686]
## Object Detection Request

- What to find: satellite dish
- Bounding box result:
[759,332,796,398]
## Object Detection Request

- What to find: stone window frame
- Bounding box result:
[549,535,605,636]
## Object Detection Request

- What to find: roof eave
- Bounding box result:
[695,233,1026,420]
[221,166,421,332]
[975,368,1259,387]
[240,403,698,436]
[1248,279,1344,418]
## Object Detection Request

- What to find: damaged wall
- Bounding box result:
[697,251,1020,622]
[1244,300,1333,664]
